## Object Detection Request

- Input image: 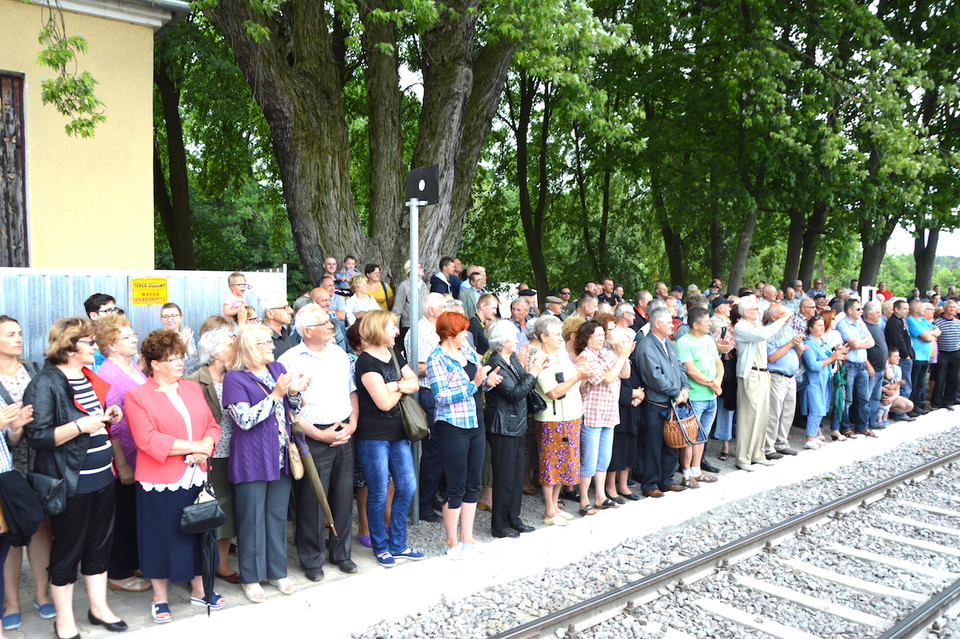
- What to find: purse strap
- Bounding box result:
[249,375,294,447]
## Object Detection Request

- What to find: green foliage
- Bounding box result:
[35,7,105,137]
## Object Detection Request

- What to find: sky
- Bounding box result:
[885,226,960,256]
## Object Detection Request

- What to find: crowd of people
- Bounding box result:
[0,261,958,636]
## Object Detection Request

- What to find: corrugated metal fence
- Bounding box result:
[0,266,287,363]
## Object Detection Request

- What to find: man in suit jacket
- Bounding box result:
[430,257,457,296]
[632,307,689,498]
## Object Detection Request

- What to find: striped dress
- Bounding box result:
[67,376,115,493]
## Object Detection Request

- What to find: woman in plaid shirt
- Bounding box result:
[426,312,502,560]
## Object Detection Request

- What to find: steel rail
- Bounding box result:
[491,449,960,639]
[877,576,960,639]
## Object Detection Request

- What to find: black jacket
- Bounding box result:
[23,362,105,500]
[483,352,537,437]
[884,313,915,360]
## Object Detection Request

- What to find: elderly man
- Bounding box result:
[907,299,940,412]
[468,293,499,355]
[885,299,916,418]
[262,294,295,358]
[863,300,889,429]
[665,296,682,338]
[543,295,565,317]
[510,298,531,347]
[459,270,488,319]
[757,285,778,316]
[734,296,791,471]
[318,274,347,321]
[764,304,804,459]
[614,302,637,340]
[932,299,960,411]
[782,287,800,313]
[654,282,669,301]
[837,298,876,436]
[404,292,447,522]
[311,286,348,351]
[632,307,689,497]
[810,278,826,298]
[632,291,652,333]
[279,304,358,579]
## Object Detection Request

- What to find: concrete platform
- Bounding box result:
[6,409,958,638]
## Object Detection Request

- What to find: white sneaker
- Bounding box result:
[445,544,466,561]
[804,440,820,450]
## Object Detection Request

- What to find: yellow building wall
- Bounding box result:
[0,0,154,269]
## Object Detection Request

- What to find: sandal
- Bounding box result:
[597,498,620,509]
[840,430,857,439]
[109,577,152,592]
[151,603,172,624]
[216,570,242,584]
[559,489,581,502]
[268,578,296,595]
[717,452,728,461]
[190,593,226,609]
[578,504,597,516]
[862,429,878,438]
[242,584,266,603]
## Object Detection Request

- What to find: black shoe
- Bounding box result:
[559,489,581,502]
[336,559,358,574]
[891,414,913,422]
[775,447,797,456]
[304,567,324,581]
[510,522,535,533]
[916,407,929,415]
[765,452,784,461]
[618,490,641,501]
[491,528,520,538]
[626,478,636,486]
[87,610,127,633]
[700,459,720,473]
[418,508,442,523]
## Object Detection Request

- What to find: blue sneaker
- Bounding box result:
[375,551,396,568]
[34,598,57,619]
[396,548,426,561]
[2,613,21,631]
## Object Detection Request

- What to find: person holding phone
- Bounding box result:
[426,312,502,559]
[23,318,127,639]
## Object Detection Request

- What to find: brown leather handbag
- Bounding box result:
[662,401,701,449]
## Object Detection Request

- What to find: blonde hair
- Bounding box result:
[231,325,273,370]
[95,314,133,355]
[358,310,398,346]
[44,317,95,364]
[561,315,585,342]
[228,272,246,286]
[349,274,369,295]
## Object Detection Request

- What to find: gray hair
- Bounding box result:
[646,298,667,315]
[533,315,561,341]
[423,292,446,315]
[446,299,466,314]
[197,327,234,366]
[862,300,881,315]
[487,319,518,353]
[606,327,630,347]
[687,293,708,310]
[295,303,329,338]
[738,295,758,311]
[648,307,671,328]
[614,302,634,319]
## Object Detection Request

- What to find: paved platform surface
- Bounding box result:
[4,410,957,638]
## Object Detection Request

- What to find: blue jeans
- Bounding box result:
[355,439,417,556]
[843,361,870,432]
[895,358,913,417]
[714,403,734,441]
[868,369,884,428]
[690,399,717,441]
[580,426,614,477]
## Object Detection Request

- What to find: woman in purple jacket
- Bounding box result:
[222,326,310,603]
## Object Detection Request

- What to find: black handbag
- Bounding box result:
[27,472,66,517]
[527,391,547,415]
[180,466,226,534]
[0,470,44,546]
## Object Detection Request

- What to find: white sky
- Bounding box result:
[886,225,960,256]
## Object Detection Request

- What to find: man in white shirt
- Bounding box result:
[278,304,358,580]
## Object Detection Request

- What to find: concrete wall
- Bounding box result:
[0,0,155,269]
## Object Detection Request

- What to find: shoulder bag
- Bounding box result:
[251,376,305,480]
[662,401,702,449]
[388,350,429,442]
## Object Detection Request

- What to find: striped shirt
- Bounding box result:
[934,316,960,353]
[68,376,114,493]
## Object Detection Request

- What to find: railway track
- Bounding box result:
[490,449,960,639]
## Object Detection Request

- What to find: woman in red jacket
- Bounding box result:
[125,330,220,624]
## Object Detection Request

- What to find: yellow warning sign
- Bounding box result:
[131,278,168,306]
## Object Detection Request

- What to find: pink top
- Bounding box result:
[579,347,620,428]
[100,359,148,471]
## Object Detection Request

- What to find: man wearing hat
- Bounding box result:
[518,288,539,320]
[671,285,686,320]
[543,295,565,317]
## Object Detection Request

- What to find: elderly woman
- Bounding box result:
[354,311,424,567]
[0,315,50,632]
[802,314,847,449]
[159,303,195,355]
[604,328,644,501]
[562,316,585,364]
[23,318,126,639]
[345,274,380,327]
[94,315,151,594]
[124,330,222,623]
[427,313,498,558]
[223,325,309,602]
[183,328,239,584]
[484,319,544,538]
[574,320,631,514]
[531,316,592,526]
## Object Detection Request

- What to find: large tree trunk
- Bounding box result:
[154,48,197,270]
[859,240,887,287]
[572,120,601,277]
[515,72,551,306]
[781,206,803,289]
[727,202,758,294]
[0,75,27,267]
[644,101,683,286]
[798,202,827,286]
[913,227,940,292]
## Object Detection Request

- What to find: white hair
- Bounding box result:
[197,327,233,366]
[294,303,329,338]
[486,319,518,353]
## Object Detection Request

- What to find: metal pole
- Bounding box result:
[407,198,423,524]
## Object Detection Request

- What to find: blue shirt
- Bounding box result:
[767,330,800,375]
[836,314,870,364]
[907,315,936,361]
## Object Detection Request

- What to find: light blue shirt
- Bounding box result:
[767,330,800,376]
[836,314,869,364]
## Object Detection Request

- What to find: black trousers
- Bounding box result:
[417,390,445,511]
[931,350,960,408]
[107,479,139,579]
[434,421,484,509]
[641,403,678,494]
[910,360,931,408]
[49,481,115,586]
[488,432,524,531]
[294,433,354,569]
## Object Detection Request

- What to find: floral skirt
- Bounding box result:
[536,419,581,486]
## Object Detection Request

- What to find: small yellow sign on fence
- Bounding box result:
[131,277,168,306]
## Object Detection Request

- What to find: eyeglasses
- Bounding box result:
[160,314,181,320]
[77,338,97,346]
[306,322,332,329]
[270,305,292,311]
[231,283,248,289]
[98,307,118,315]
[246,317,262,324]
[159,356,184,363]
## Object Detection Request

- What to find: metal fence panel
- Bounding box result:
[0,266,286,363]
